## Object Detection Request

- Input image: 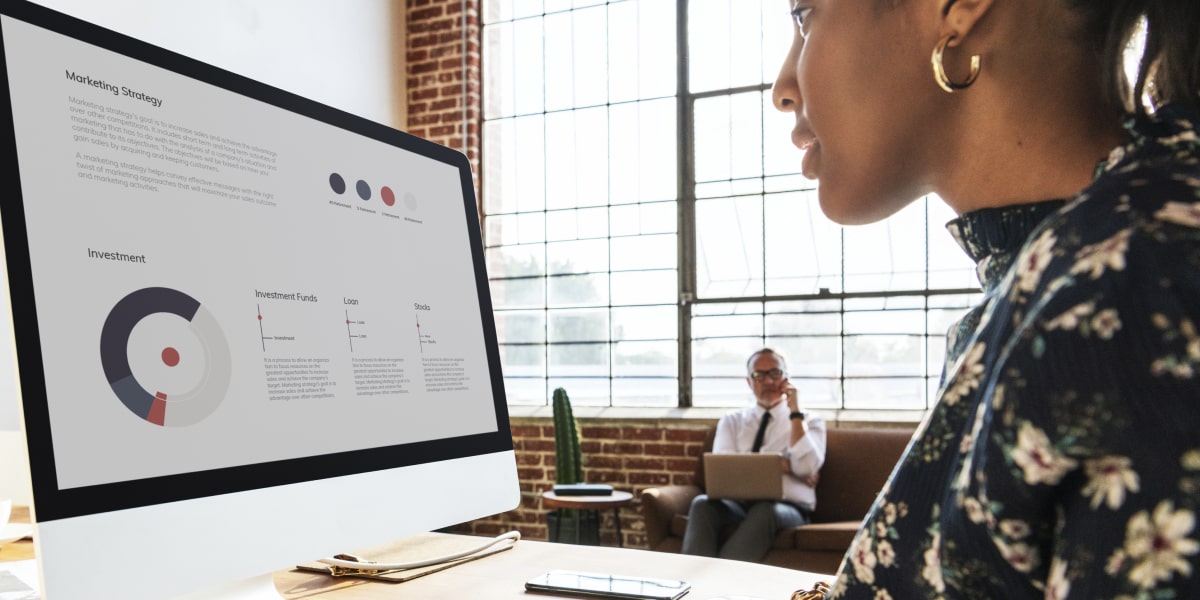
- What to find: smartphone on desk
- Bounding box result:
[525,570,691,600]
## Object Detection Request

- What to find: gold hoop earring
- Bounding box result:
[931,33,981,93]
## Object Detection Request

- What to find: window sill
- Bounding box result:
[506,405,927,427]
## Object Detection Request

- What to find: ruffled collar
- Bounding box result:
[946,200,1066,294]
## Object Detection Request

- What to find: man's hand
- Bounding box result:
[783,379,800,413]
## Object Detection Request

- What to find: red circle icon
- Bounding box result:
[162,347,180,367]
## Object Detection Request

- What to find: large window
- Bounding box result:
[482,0,980,410]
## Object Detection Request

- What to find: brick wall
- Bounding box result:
[405,0,480,183]
[448,417,716,549]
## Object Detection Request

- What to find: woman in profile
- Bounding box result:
[772,0,1200,597]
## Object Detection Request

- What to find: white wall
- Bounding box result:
[26,0,406,126]
[0,0,407,506]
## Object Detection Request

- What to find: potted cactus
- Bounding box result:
[546,387,599,544]
[553,387,583,486]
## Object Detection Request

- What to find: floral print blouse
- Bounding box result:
[831,104,1200,600]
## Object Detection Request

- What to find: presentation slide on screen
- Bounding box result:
[1,15,499,490]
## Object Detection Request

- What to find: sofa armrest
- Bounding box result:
[640,485,701,549]
[792,520,862,552]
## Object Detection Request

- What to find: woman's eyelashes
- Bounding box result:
[791,6,813,36]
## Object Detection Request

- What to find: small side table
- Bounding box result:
[541,490,634,547]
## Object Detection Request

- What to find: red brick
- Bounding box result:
[411,88,440,101]
[431,46,459,60]
[585,456,622,469]
[630,472,671,486]
[666,428,711,442]
[411,7,443,20]
[601,442,643,454]
[641,442,688,457]
[624,457,665,470]
[623,427,665,441]
[580,426,622,439]
[409,33,439,48]
[588,471,628,484]
[409,113,439,126]
[666,458,699,472]
[410,61,439,75]
[515,453,543,466]
[516,467,545,481]
[520,439,555,452]
[510,424,542,438]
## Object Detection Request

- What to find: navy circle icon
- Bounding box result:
[329,173,347,195]
[99,287,232,426]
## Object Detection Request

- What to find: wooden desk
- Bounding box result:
[275,533,826,599]
[3,509,827,599]
[0,505,33,563]
[541,490,635,547]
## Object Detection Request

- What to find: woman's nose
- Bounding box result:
[772,37,802,113]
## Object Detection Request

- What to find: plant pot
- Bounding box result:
[546,508,601,545]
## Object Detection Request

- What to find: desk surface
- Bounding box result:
[274,534,826,599]
[3,507,826,599]
[0,505,33,563]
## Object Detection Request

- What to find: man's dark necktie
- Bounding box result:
[751,411,771,453]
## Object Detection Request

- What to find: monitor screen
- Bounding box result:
[0,2,519,598]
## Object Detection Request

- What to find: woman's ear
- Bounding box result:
[937,0,995,41]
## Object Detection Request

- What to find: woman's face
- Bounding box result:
[773,0,946,225]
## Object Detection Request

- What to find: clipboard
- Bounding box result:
[294,532,515,583]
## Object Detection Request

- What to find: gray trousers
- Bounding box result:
[679,494,810,562]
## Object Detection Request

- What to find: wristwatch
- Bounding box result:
[789,411,807,421]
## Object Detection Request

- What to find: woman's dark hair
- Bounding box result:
[1071,0,1200,115]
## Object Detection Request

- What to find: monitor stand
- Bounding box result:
[173,573,283,600]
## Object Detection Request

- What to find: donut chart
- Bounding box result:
[99,287,231,426]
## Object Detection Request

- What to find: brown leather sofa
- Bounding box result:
[640,425,914,575]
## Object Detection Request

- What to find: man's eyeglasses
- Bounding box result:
[750,369,786,381]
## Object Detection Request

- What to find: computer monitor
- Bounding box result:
[0,2,520,598]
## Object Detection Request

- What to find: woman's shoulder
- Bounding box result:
[1043,106,1200,266]
[1075,104,1200,219]
[999,134,1200,328]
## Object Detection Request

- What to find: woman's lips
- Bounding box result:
[791,125,818,180]
[800,138,820,180]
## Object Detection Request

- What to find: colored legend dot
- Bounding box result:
[329,173,346,194]
[162,347,180,367]
[381,186,395,207]
[356,180,371,200]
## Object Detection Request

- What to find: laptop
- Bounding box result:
[702,453,785,501]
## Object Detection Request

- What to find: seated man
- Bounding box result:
[680,348,827,562]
